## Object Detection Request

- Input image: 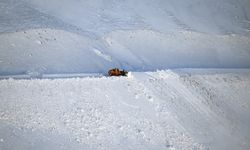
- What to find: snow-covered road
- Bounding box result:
[1,69,250,150]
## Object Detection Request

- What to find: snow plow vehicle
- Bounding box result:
[108,68,128,76]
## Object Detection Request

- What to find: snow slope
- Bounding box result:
[1,70,250,150]
[1,0,250,150]
[0,0,250,76]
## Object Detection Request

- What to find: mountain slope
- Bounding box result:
[1,1,250,149]
[1,0,250,76]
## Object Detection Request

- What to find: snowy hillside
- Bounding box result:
[0,0,250,76]
[1,0,250,150]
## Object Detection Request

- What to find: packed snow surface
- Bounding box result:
[1,70,250,150]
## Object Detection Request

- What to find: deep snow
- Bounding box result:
[1,70,250,150]
[0,0,250,76]
[1,0,250,150]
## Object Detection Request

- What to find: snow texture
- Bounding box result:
[1,70,250,150]
[0,0,250,76]
[1,0,250,150]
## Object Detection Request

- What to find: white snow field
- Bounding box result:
[1,0,250,150]
[1,0,250,75]
[1,70,250,150]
